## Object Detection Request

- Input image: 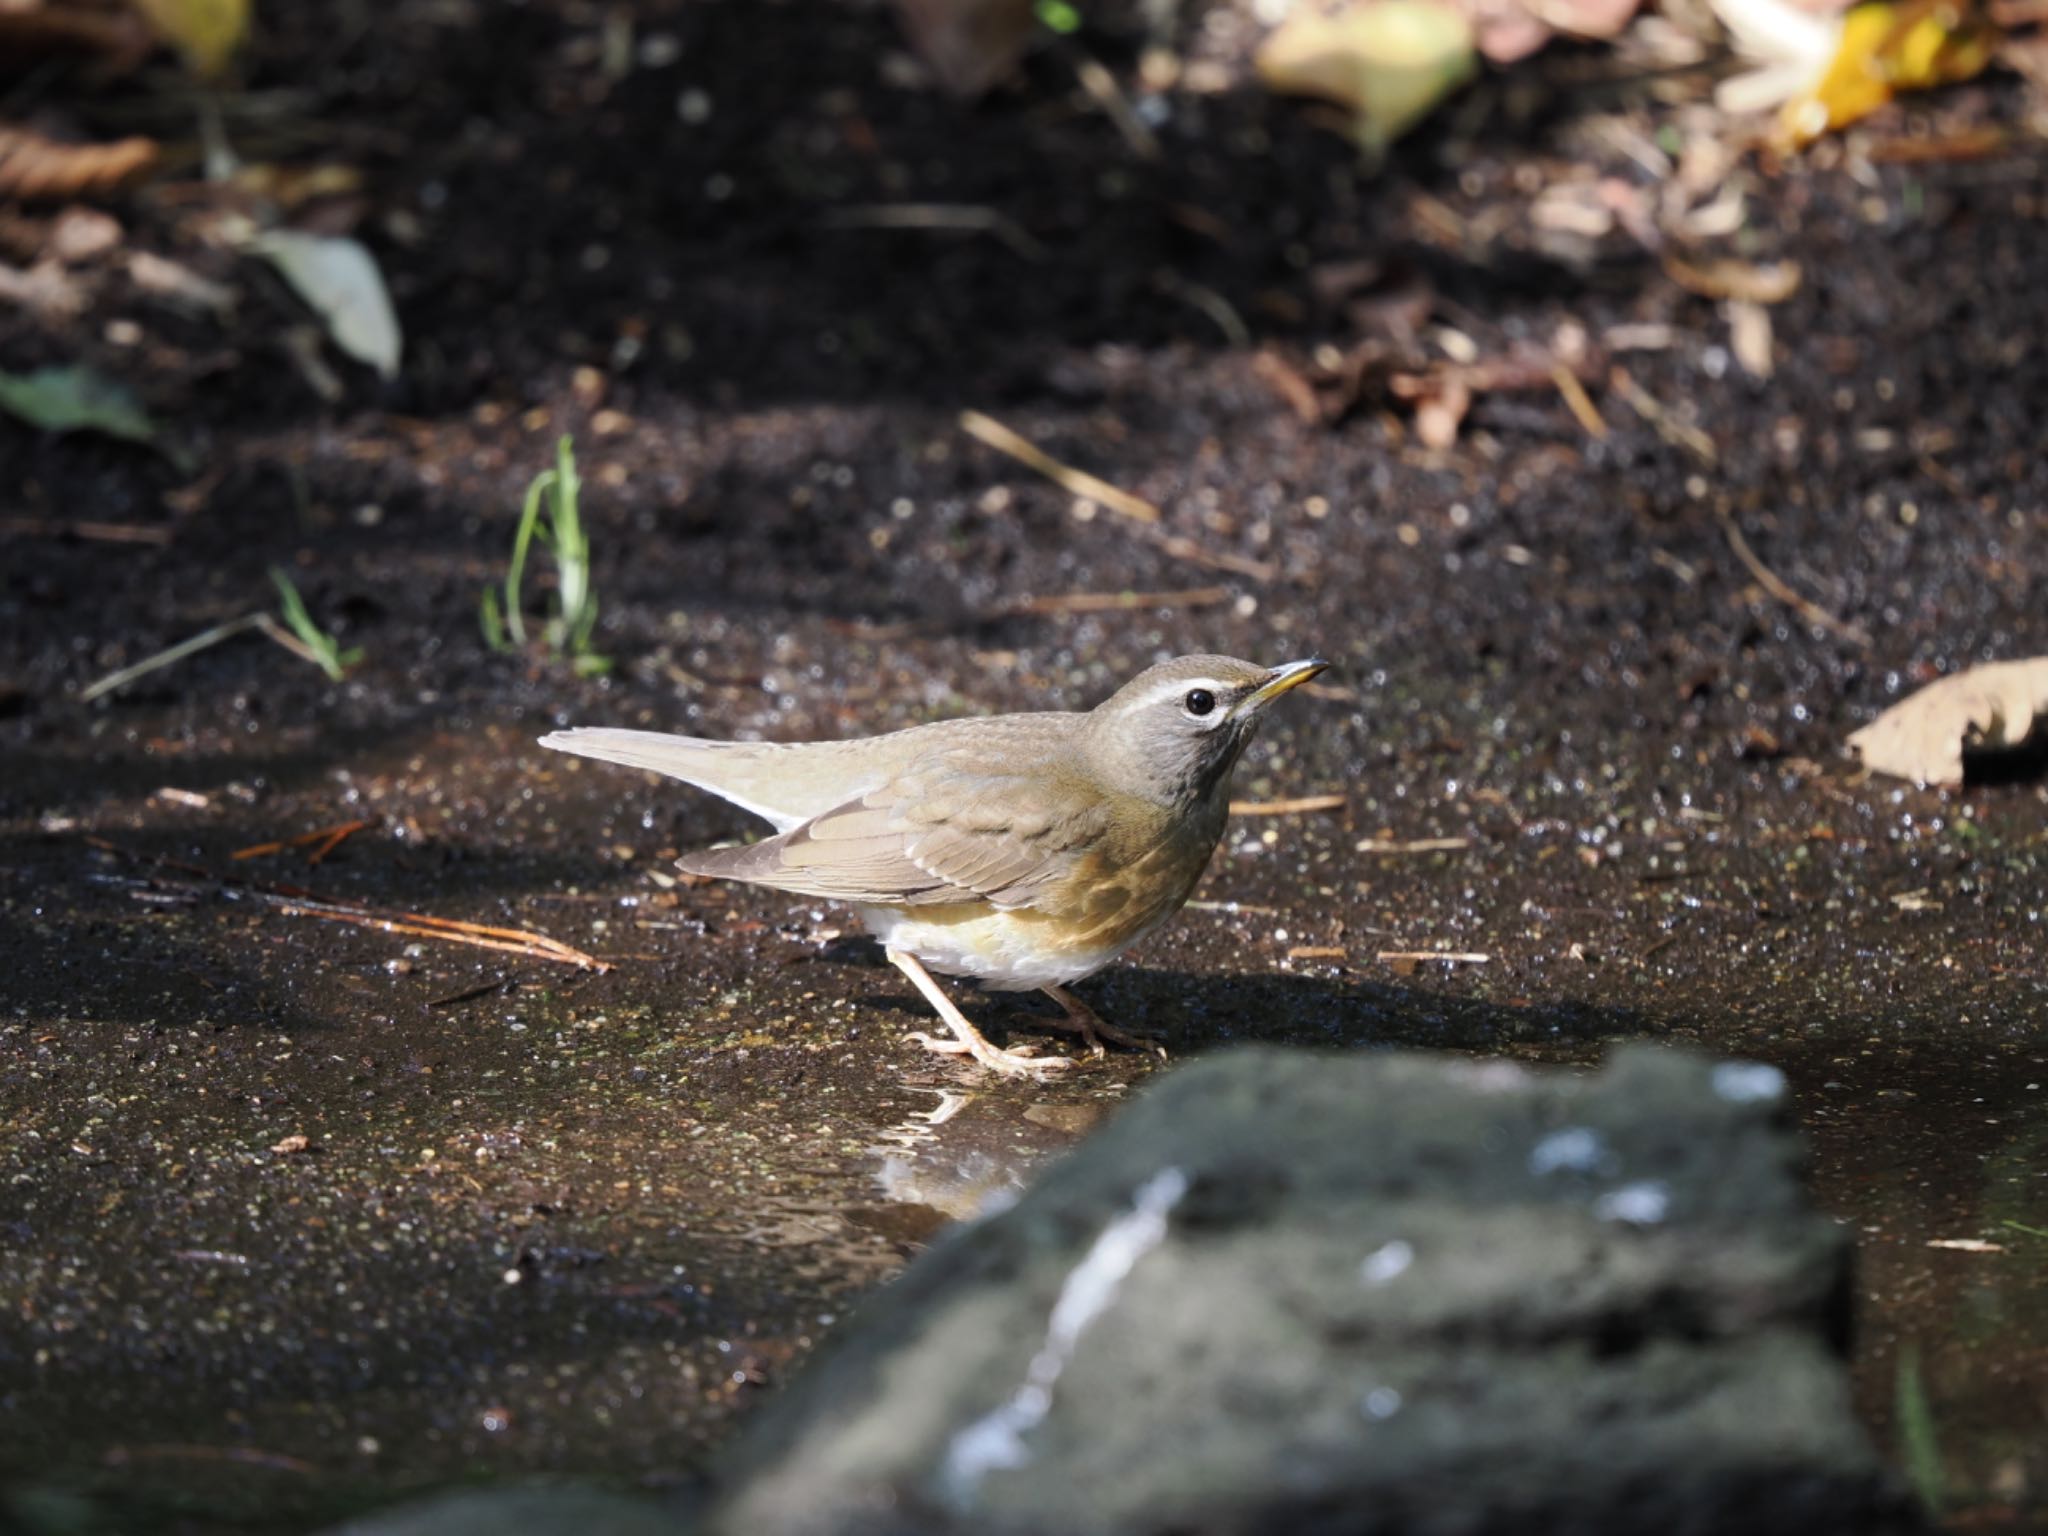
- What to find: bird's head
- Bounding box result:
[1082,653,1328,808]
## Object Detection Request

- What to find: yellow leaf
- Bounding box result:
[131,0,249,80]
[1257,0,1478,149]
[1781,0,1995,144]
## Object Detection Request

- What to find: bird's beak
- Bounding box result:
[1247,658,1329,708]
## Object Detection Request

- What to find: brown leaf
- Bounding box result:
[1664,255,1803,304]
[890,0,1036,98]
[1847,658,2048,786]
[0,5,154,71]
[0,124,158,202]
[1463,0,1643,63]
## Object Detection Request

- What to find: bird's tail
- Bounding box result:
[536,727,807,832]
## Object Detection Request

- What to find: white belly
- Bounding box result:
[856,903,1174,992]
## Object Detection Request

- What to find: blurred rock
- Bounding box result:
[707,1045,1918,1536]
[318,1485,680,1536]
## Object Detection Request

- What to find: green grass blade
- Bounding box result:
[1894,1345,1947,1517]
[503,468,553,649]
[480,587,507,651]
[269,566,349,682]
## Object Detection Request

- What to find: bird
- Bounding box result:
[538,654,1327,1077]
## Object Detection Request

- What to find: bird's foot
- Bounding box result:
[904,1030,1071,1079]
[1038,987,1169,1060]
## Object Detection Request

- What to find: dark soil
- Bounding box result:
[4,2,2047,1532]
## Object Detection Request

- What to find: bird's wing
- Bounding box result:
[677,750,1109,909]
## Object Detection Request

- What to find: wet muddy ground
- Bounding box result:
[4,1,2048,1531]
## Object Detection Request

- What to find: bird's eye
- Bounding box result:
[1184,688,1216,717]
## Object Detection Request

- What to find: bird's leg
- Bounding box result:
[1039,985,1169,1060]
[888,949,1071,1079]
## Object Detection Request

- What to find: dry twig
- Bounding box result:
[960,410,1276,580]
[959,410,1161,523]
[1230,794,1348,816]
[269,900,609,971]
[823,205,1045,261]
[1141,528,1276,581]
[1718,514,1872,648]
[1072,56,1160,160]
[1610,368,1717,464]
[1006,586,1230,617]
[1356,836,1472,854]
[232,818,373,865]
[84,837,610,972]
[1550,361,1608,439]
[0,516,172,545]
[80,614,266,702]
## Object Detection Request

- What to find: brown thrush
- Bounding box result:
[541,654,1326,1076]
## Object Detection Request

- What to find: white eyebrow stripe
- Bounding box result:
[1126,676,1236,711]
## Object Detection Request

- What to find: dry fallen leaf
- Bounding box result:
[1462,0,1643,63]
[1710,0,1998,146]
[1257,0,1479,148]
[251,230,402,380]
[1847,658,2048,786]
[890,0,1036,97]
[131,0,249,79]
[0,124,159,202]
[1664,255,1803,304]
[1728,297,1775,377]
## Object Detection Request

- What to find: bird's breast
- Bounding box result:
[857,808,1224,990]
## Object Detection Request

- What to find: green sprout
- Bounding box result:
[1035,0,1081,33]
[269,567,362,682]
[482,435,609,676]
[1893,1345,1947,1517]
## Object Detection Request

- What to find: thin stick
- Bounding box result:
[1718,514,1872,648]
[426,978,512,1009]
[824,204,1046,261]
[1230,794,1347,816]
[80,612,265,702]
[1286,945,1348,960]
[305,820,369,865]
[232,818,373,863]
[1302,680,1360,703]
[1141,527,1276,581]
[1072,56,1160,160]
[102,1444,315,1476]
[251,612,329,669]
[1610,368,1717,464]
[270,902,609,971]
[1355,836,1471,854]
[1377,950,1491,965]
[959,410,1161,524]
[1006,586,1229,617]
[0,516,172,545]
[86,836,607,971]
[1156,272,1250,348]
[1551,360,1608,439]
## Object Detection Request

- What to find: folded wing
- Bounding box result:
[679,761,1108,909]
